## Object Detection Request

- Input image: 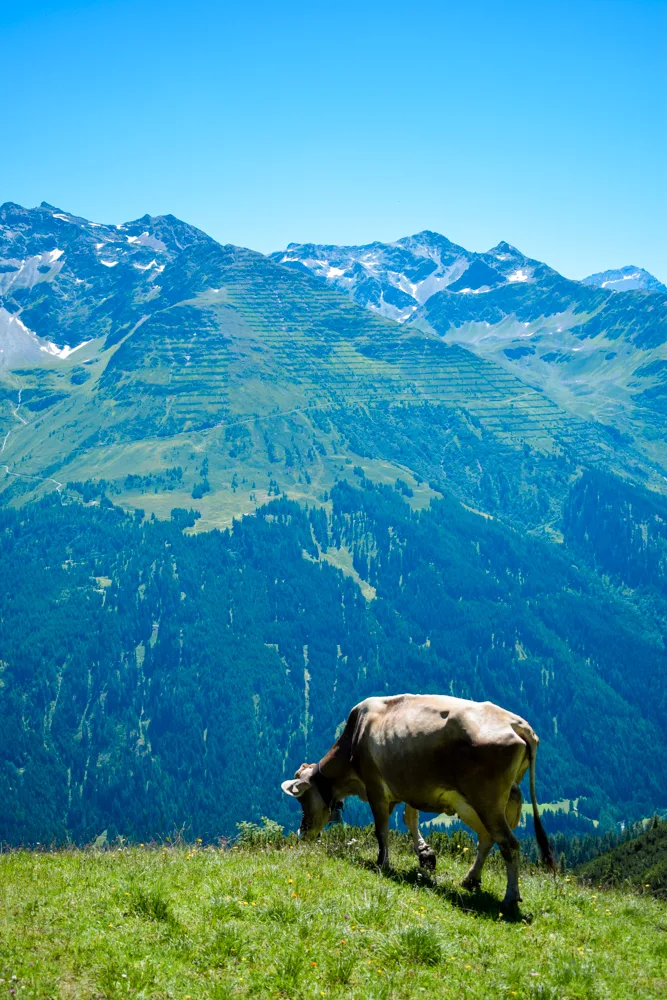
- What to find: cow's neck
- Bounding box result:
[317,739,364,801]
[310,764,337,809]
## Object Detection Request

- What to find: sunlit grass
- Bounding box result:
[0,827,664,999]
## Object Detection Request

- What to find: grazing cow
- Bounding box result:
[281,694,555,907]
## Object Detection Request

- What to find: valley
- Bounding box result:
[0,203,666,846]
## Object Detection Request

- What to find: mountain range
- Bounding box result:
[0,202,666,843]
[273,233,667,477]
[2,203,667,520]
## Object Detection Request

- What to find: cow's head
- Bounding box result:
[281,762,337,840]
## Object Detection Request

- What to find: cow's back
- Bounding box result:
[351,694,532,809]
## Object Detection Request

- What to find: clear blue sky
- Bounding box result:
[2,0,665,280]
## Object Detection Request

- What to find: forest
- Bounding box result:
[0,471,665,845]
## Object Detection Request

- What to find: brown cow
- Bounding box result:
[281,694,555,907]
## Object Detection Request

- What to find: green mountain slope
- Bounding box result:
[416,276,667,475]
[577,819,667,895]
[271,229,667,477]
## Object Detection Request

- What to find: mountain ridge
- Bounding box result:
[272,229,667,477]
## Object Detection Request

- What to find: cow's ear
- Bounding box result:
[281,777,310,798]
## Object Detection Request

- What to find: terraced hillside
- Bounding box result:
[1,206,663,533]
[275,231,667,478]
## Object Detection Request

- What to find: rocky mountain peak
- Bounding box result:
[581,265,666,294]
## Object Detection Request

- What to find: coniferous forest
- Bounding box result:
[1,475,665,845]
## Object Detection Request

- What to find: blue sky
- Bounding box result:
[1,0,665,280]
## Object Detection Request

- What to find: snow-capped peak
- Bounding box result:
[581,265,666,294]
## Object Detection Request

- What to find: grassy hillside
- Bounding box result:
[1,829,664,1000]
[577,820,667,896]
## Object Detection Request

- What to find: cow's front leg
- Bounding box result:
[369,797,393,868]
[404,804,436,871]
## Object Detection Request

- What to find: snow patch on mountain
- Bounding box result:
[133,259,159,271]
[507,268,531,283]
[126,232,168,252]
[271,232,550,321]
[581,266,666,294]
[0,250,65,295]
[0,306,96,368]
[40,339,92,359]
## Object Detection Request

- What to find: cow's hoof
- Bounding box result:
[418,847,436,871]
[500,898,522,920]
[461,875,481,891]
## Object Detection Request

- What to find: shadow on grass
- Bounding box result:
[351,857,531,923]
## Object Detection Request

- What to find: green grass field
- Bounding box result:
[1,827,665,1000]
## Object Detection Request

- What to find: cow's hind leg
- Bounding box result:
[506,784,522,832]
[480,811,522,909]
[404,804,436,871]
[452,797,493,890]
[462,788,521,891]
[463,833,493,890]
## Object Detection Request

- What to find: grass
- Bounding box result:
[1,828,665,1000]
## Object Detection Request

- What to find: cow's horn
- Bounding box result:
[281,778,309,798]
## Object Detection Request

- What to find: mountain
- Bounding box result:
[0,201,215,366]
[272,233,667,478]
[577,818,667,895]
[270,231,475,322]
[4,203,661,530]
[582,265,667,294]
[1,204,667,843]
[269,232,555,323]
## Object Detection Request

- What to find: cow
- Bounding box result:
[281,694,555,908]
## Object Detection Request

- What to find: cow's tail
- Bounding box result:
[524,736,557,873]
